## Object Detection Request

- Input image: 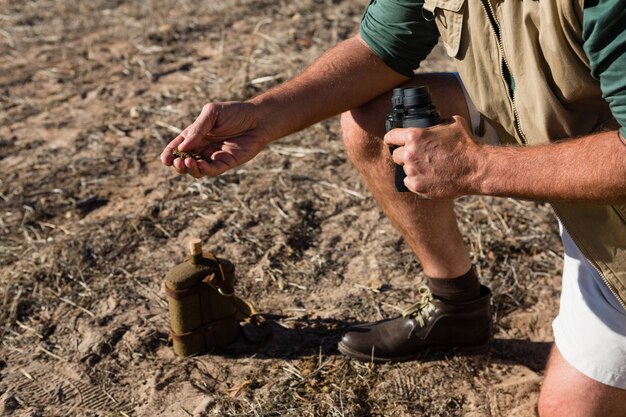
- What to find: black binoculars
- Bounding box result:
[385,86,441,192]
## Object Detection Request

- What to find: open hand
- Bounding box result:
[384,115,485,199]
[160,101,271,178]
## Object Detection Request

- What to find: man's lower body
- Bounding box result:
[338,72,626,416]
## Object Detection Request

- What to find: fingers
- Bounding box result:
[161,101,260,179]
[403,176,429,199]
[170,155,232,179]
[172,156,188,174]
[184,158,202,178]
[160,133,186,166]
[402,162,417,177]
[384,128,414,147]
[183,157,229,178]
[391,145,427,197]
[198,158,231,177]
[391,146,406,166]
[384,116,467,147]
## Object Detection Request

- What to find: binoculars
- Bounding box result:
[385,86,441,192]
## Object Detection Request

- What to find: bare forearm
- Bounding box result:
[477,131,626,203]
[248,35,408,143]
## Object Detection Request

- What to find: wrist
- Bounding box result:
[469,144,499,196]
[245,97,280,146]
[247,93,293,146]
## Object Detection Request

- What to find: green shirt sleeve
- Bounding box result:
[360,0,440,77]
[582,0,626,137]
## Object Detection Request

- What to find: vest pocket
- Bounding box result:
[423,0,466,57]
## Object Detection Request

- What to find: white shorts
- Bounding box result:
[553,227,626,389]
[457,73,626,389]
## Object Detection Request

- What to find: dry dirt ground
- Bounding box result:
[0,1,564,416]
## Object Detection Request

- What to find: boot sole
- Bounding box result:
[337,340,490,363]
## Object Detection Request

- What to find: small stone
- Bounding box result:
[366,277,383,292]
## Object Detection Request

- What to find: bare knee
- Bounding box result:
[537,389,562,417]
[538,387,626,417]
[538,345,626,417]
[340,107,387,164]
[340,109,379,162]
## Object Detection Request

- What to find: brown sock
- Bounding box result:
[427,267,481,302]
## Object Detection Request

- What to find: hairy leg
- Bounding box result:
[538,345,626,417]
[340,73,472,278]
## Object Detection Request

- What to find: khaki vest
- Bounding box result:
[423,0,626,308]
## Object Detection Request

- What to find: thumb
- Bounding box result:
[179,103,219,151]
[450,114,471,131]
[178,127,204,151]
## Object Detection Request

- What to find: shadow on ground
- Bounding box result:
[211,315,552,372]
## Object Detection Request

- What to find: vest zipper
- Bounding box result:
[552,208,626,310]
[479,0,625,309]
[479,0,528,145]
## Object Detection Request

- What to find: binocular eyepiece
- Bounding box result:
[385,86,441,192]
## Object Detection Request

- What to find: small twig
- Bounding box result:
[281,363,303,381]
[108,123,129,137]
[290,358,334,388]
[286,282,307,291]
[154,223,172,238]
[374,303,385,321]
[0,27,15,47]
[270,145,328,157]
[14,320,43,339]
[354,283,380,294]
[131,276,167,308]
[250,74,281,85]
[103,389,120,405]
[58,296,96,318]
[284,308,307,313]
[37,346,68,362]
[318,181,365,199]
[491,205,512,235]
[241,18,273,96]
[380,301,404,314]
[270,198,288,219]
[156,120,183,135]
[1,287,22,340]
[20,369,35,381]
[478,197,499,233]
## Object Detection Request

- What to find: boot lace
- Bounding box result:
[401,286,437,328]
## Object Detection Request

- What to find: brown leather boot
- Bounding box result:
[338,285,492,362]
